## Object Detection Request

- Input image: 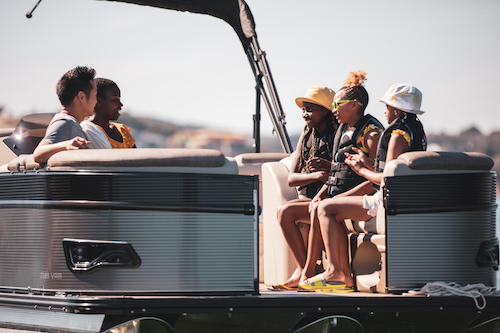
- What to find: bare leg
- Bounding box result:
[298,223,310,248]
[300,205,324,281]
[275,199,312,287]
[317,196,371,288]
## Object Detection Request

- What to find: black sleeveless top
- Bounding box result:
[298,128,334,199]
[327,114,384,197]
[374,113,427,173]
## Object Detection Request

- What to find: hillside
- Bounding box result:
[0,109,498,187]
[428,128,500,184]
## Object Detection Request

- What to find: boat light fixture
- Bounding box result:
[63,238,141,272]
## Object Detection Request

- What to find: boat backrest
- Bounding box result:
[261,155,301,285]
[234,152,289,177]
[383,151,494,178]
[46,148,238,174]
[235,152,290,212]
[3,148,240,175]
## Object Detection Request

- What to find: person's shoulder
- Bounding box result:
[81,120,100,131]
[47,112,80,131]
[113,122,131,132]
[42,112,84,144]
[390,129,411,147]
[47,113,76,131]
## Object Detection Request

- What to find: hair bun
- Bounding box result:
[344,70,367,88]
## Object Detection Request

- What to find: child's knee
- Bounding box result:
[276,203,291,224]
[317,201,329,219]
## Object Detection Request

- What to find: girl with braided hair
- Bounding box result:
[270,86,338,291]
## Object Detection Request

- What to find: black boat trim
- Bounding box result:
[0,200,255,215]
[0,291,499,315]
[386,203,498,215]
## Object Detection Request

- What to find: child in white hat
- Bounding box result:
[298,83,427,293]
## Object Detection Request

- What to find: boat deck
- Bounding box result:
[1,284,498,314]
[1,286,499,332]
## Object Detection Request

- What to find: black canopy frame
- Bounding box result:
[100,0,293,153]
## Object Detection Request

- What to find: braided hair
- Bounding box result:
[296,108,338,173]
[338,70,369,114]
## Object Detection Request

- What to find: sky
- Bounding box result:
[1,0,499,140]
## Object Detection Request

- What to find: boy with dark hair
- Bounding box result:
[33,66,97,163]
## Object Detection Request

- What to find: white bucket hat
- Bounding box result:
[378,84,424,115]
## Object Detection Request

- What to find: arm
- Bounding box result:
[346,133,409,186]
[363,130,380,170]
[288,171,329,187]
[348,130,380,171]
[335,180,375,198]
[287,132,329,187]
[33,137,90,164]
[308,183,329,213]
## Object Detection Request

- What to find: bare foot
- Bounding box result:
[270,268,302,289]
[322,270,354,288]
[300,263,324,283]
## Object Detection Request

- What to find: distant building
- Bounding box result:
[166,129,250,156]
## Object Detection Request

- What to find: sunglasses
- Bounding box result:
[332,100,363,111]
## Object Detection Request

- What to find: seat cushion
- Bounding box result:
[234,152,289,165]
[398,151,493,171]
[345,218,377,234]
[48,148,226,168]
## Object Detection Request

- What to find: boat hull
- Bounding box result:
[0,171,259,294]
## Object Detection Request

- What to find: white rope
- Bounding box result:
[407,282,495,310]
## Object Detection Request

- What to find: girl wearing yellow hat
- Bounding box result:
[270,86,338,290]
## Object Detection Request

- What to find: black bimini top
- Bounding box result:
[101,0,256,50]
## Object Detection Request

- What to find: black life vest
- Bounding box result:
[327,114,384,197]
[299,128,335,199]
[374,113,427,173]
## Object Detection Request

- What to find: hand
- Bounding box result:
[306,157,331,172]
[344,153,364,175]
[314,171,329,183]
[65,137,91,150]
[308,196,321,213]
[351,147,371,167]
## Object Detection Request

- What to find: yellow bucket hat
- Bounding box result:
[295,86,336,111]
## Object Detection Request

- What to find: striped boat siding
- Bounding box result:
[386,172,497,292]
[0,172,258,293]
